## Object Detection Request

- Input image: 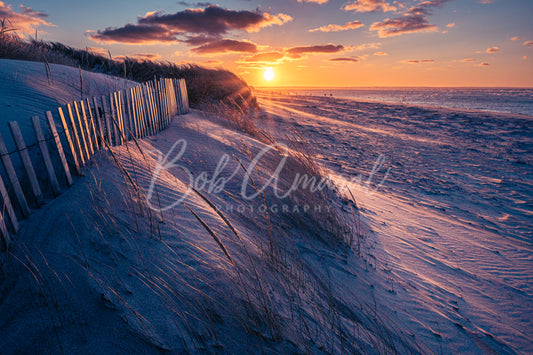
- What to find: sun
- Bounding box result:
[263,67,275,82]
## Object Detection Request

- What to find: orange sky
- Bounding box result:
[4,0,533,87]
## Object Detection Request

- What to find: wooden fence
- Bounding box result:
[0,77,189,249]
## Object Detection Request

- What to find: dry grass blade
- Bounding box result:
[189,185,242,243]
[184,203,234,265]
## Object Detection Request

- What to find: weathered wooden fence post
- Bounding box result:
[0,133,30,218]
[9,121,44,206]
[32,116,61,196]
[46,111,73,186]
[101,95,112,146]
[73,101,90,161]
[0,171,18,233]
[66,104,86,166]
[58,107,83,176]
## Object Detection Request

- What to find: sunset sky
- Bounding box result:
[2,0,532,87]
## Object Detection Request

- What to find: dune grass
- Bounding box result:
[0,31,253,108]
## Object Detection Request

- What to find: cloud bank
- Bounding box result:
[0,2,53,34]
[90,5,292,45]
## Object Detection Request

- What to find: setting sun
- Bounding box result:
[263,67,275,82]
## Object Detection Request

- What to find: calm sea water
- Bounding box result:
[266,87,533,116]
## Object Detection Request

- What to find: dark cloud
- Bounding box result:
[191,39,257,55]
[0,2,53,34]
[369,0,452,37]
[91,5,291,44]
[115,53,162,62]
[182,34,218,45]
[177,1,212,7]
[287,44,345,56]
[139,6,291,35]
[328,57,359,62]
[370,7,435,37]
[417,0,453,6]
[90,24,178,44]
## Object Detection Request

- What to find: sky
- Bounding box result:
[2,0,532,87]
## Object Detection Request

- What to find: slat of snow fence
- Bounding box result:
[80,101,94,156]
[73,101,90,162]
[0,132,30,218]
[9,121,44,207]
[101,95,112,146]
[32,116,61,197]
[46,111,72,187]
[66,104,86,166]
[85,98,99,152]
[92,97,104,148]
[0,166,18,233]
[0,208,10,250]
[58,107,82,176]
[0,78,189,251]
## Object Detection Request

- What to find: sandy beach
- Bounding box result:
[256,91,533,353]
[0,59,531,353]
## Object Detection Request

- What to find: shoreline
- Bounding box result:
[255,89,533,118]
[257,93,533,352]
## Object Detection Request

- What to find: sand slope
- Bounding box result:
[257,92,533,353]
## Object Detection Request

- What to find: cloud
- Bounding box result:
[287,44,346,56]
[478,0,496,3]
[244,51,285,63]
[191,39,257,55]
[90,24,178,44]
[524,41,533,47]
[87,47,109,57]
[115,53,162,62]
[446,22,455,28]
[177,1,212,6]
[309,20,364,32]
[342,0,396,13]
[130,53,162,60]
[401,59,435,64]
[374,51,388,55]
[460,58,476,62]
[328,57,359,62]
[0,2,54,34]
[486,46,500,53]
[354,42,382,50]
[417,0,452,6]
[370,7,437,37]
[510,36,520,41]
[369,0,451,38]
[298,0,329,4]
[90,5,292,44]
[138,6,292,34]
[478,62,490,66]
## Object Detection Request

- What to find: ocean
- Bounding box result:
[262,87,533,116]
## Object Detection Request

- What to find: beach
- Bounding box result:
[256,91,533,353]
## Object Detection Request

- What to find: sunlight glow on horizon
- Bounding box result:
[263,68,275,82]
[4,0,532,87]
